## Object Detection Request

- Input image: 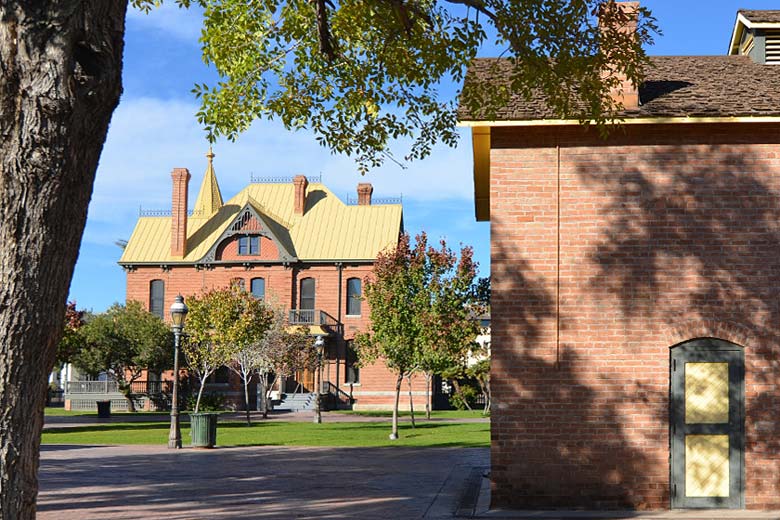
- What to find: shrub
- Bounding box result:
[185,392,226,412]
[449,384,479,410]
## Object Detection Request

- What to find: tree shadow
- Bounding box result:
[489,123,780,510]
[491,237,653,509]
[569,124,780,506]
[37,445,487,518]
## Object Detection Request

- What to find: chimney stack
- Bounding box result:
[293,175,308,215]
[171,168,191,257]
[599,1,640,111]
[357,183,373,206]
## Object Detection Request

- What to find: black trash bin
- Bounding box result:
[96,400,111,418]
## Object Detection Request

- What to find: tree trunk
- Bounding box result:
[195,381,207,413]
[119,382,137,413]
[259,374,267,419]
[243,377,251,425]
[0,3,126,518]
[483,375,491,415]
[425,372,432,420]
[406,373,415,428]
[452,380,472,411]
[390,373,403,440]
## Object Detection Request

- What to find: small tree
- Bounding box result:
[74,302,172,411]
[184,287,270,413]
[416,242,481,419]
[55,302,87,373]
[250,306,314,419]
[218,291,275,424]
[357,232,481,437]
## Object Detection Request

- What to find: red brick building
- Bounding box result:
[119,150,426,410]
[460,6,780,511]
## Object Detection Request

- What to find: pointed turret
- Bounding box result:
[192,147,224,216]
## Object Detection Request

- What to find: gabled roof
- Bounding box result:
[198,199,298,263]
[738,10,780,24]
[459,56,780,123]
[119,178,403,265]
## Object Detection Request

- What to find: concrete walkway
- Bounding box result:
[38,445,488,519]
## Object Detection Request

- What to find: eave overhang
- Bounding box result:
[729,12,780,55]
[461,116,780,223]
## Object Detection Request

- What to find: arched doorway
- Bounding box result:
[670,338,744,509]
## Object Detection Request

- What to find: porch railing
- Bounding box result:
[65,380,172,394]
[288,309,339,327]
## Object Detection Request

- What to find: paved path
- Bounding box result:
[43,410,489,429]
[38,445,488,519]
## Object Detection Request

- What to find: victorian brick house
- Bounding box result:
[117,149,424,410]
[460,5,780,512]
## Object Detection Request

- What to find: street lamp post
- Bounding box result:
[313,335,325,424]
[168,294,188,449]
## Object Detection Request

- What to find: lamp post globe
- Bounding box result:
[170,294,188,329]
[168,294,188,449]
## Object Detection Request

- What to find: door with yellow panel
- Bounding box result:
[670,339,744,509]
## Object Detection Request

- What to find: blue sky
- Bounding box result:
[69,1,777,312]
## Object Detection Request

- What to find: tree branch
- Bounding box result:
[312,0,337,61]
[442,0,497,24]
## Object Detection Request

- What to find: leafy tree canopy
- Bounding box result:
[132,0,657,172]
[184,286,275,411]
[72,301,172,411]
[73,301,172,380]
[55,301,86,367]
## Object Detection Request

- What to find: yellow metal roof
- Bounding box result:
[120,179,402,264]
[192,148,223,217]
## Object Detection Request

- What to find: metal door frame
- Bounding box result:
[670,338,744,509]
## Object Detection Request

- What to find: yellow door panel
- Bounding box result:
[685,362,729,424]
[685,434,730,498]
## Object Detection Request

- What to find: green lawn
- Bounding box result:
[332,409,489,419]
[41,420,489,448]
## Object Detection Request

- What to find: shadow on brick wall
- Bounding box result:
[491,241,652,509]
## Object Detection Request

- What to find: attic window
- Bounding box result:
[767,30,780,64]
[238,235,259,255]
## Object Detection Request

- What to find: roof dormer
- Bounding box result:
[728,10,780,65]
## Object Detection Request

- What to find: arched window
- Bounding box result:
[346,278,362,316]
[251,278,265,299]
[149,280,165,319]
[299,278,315,310]
[231,278,246,291]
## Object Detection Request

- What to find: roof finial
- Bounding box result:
[206,146,215,164]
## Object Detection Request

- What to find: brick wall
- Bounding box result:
[216,235,280,262]
[489,123,780,510]
[126,262,428,409]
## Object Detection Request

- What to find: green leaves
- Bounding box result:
[72,301,172,383]
[133,0,657,173]
[184,286,274,373]
[357,232,482,376]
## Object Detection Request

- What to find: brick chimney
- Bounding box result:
[600,1,640,111]
[357,183,373,206]
[171,168,191,257]
[293,175,308,215]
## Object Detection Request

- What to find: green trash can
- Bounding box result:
[96,400,111,419]
[189,412,218,448]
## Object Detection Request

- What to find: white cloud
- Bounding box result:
[87,96,476,246]
[127,3,204,42]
